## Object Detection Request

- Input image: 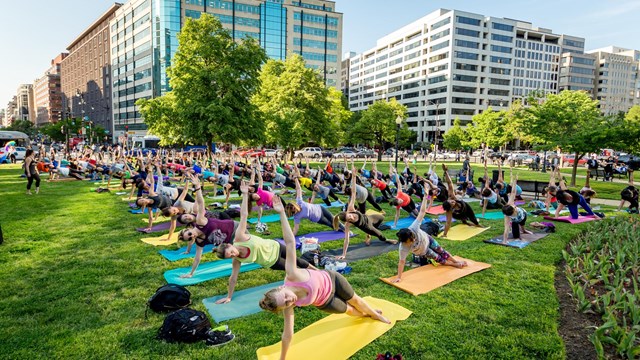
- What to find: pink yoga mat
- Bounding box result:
[543,215,598,224]
[426,205,446,215]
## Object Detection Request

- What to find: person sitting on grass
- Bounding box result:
[259,195,390,360]
[333,166,397,260]
[439,164,485,238]
[391,193,468,284]
[618,170,638,213]
[213,181,316,305]
[501,175,533,243]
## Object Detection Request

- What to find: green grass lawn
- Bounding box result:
[0,163,627,359]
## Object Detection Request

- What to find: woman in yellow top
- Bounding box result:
[214,181,314,304]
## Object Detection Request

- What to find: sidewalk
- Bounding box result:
[589,198,620,207]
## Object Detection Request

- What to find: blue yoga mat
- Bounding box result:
[384,217,427,229]
[275,230,356,249]
[129,208,155,214]
[477,211,504,220]
[202,281,284,323]
[483,233,548,249]
[248,214,292,224]
[159,244,215,262]
[164,259,262,286]
[437,215,456,223]
[321,201,344,208]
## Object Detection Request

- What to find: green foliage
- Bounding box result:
[138,14,267,149]
[40,119,83,142]
[6,119,36,137]
[252,55,347,152]
[442,118,467,151]
[465,107,510,149]
[350,99,408,160]
[564,218,640,359]
[622,105,640,154]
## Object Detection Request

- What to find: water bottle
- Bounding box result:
[313,254,319,268]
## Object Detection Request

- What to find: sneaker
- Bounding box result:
[205,331,235,347]
[210,325,230,334]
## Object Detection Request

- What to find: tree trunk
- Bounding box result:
[570,151,582,187]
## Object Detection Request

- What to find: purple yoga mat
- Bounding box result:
[136,221,183,233]
[275,231,356,249]
[543,215,598,224]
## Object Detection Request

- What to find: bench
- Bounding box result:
[516,180,552,200]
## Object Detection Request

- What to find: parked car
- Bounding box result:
[428,152,448,160]
[333,149,358,158]
[321,149,334,158]
[294,147,323,158]
[562,154,587,166]
[356,149,377,158]
[264,149,282,157]
[247,149,265,158]
[233,147,251,157]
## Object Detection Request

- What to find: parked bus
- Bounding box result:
[131,135,161,149]
[0,131,31,163]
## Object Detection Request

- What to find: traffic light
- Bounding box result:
[125,125,128,131]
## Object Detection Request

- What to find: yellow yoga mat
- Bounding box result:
[141,232,179,246]
[438,225,491,241]
[140,217,171,224]
[121,197,136,201]
[380,256,491,296]
[256,297,411,360]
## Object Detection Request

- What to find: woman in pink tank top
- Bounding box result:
[259,196,390,360]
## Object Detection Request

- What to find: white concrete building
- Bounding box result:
[586,46,640,115]
[346,9,584,145]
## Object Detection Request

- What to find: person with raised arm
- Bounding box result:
[480,163,504,217]
[501,175,532,243]
[440,164,484,237]
[259,196,390,360]
[286,177,343,235]
[389,171,419,229]
[548,172,599,220]
[310,166,342,207]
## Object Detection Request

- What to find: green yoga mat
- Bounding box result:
[202,281,283,323]
[477,211,504,220]
[164,259,261,286]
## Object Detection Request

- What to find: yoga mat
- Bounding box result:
[384,217,426,230]
[438,215,456,223]
[141,232,179,246]
[256,297,412,360]
[129,208,155,214]
[164,260,262,286]
[324,241,396,262]
[543,215,598,224]
[477,211,504,220]
[320,200,344,208]
[206,193,241,200]
[203,281,284,323]
[380,256,491,295]
[160,244,215,261]
[438,225,491,241]
[48,177,78,182]
[121,197,135,201]
[136,220,178,233]
[515,200,526,206]
[248,214,292,224]
[275,231,356,249]
[483,232,549,249]
[115,191,127,195]
[426,205,446,215]
[463,197,481,203]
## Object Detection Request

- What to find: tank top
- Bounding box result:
[509,206,527,223]
[284,269,333,307]
[370,179,387,190]
[256,188,274,207]
[236,235,279,268]
[395,192,411,208]
[195,218,235,247]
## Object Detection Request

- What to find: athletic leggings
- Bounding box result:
[452,202,480,226]
[320,189,340,206]
[269,243,311,270]
[27,173,41,190]
[354,213,387,242]
[357,191,383,213]
[511,214,527,239]
[416,237,451,265]
[568,195,595,219]
[316,207,345,231]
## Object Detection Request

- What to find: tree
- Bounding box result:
[465,107,510,150]
[442,118,467,151]
[323,87,352,148]
[525,90,604,186]
[252,55,344,156]
[6,120,36,137]
[138,14,267,151]
[621,105,640,154]
[350,99,408,161]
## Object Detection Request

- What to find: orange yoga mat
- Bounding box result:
[426,205,446,215]
[380,256,491,295]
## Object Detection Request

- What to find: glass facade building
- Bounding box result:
[110,0,342,140]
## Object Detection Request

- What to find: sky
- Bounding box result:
[1,0,640,110]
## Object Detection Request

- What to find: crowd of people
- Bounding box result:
[12,144,640,357]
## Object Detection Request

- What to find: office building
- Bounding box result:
[558,52,597,94]
[110,0,342,140]
[587,46,640,115]
[60,3,121,137]
[5,97,17,126]
[33,54,67,126]
[346,8,583,144]
[341,51,356,95]
[16,84,35,122]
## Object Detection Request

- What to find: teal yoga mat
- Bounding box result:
[129,208,155,214]
[384,217,427,229]
[159,244,215,261]
[321,200,344,208]
[248,214,292,224]
[203,281,284,323]
[164,260,262,286]
[477,211,504,220]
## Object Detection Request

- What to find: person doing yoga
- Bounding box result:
[333,166,397,259]
[439,164,484,237]
[548,174,599,220]
[177,174,241,278]
[501,175,532,243]
[285,176,344,235]
[480,164,505,217]
[214,182,315,304]
[389,171,420,228]
[259,196,390,360]
[618,170,638,213]
[392,193,468,283]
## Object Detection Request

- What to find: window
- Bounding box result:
[404,61,419,71]
[451,108,475,115]
[429,52,449,63]
[431,17,451,31]
[491,45,512,54]
[404,71,419,80]
[430,29,450,42]
[455,39,479,49]
[488,89,510,96]
[490,56,511,64]
[490,67,510,75]
[455,28,480,37]
[452,74,477,82]
[570,66,594,75]
[573,57,595,66]
[293,25,338,38]
[455,63,477,71]
[456,16,481,26]
[455,51,478,60]
[403,91,419,99]
[430,40,449,52]
[428,75,447,84]
[185,9,201,19]
[490,78,510,86]
[429,86,448,95]
[563,39,585,48]
[492,22,514,32]
[403,82,420,90]
[452,86,476,94]
[491,33,513,43]
[293,38,338,50]
[452,97,475,104]
[429,64,448,73]
[404,51,420,61]
[404,40,421,51]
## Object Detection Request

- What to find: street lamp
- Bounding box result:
[395,115,403,169]
[427,100,440,154]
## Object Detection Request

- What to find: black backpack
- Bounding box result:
[147,284,191,313]
[420,221,441,237]
[157,308,211,343]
